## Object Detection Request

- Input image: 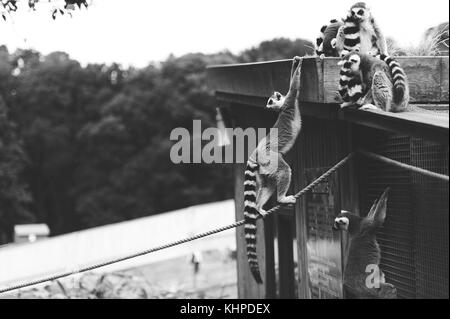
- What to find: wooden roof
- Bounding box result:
[207,57,449,143]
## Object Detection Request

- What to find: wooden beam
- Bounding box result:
[208,57,449,104]
[276,210,296,299]
[217,91,448,144]
[339,107,449,144]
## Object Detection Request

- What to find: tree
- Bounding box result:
[1,0,88,20]
[0,37,312,240]
[0,83,34,243]
[238,38,314,63]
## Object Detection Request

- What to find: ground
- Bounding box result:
[1,249,237,299]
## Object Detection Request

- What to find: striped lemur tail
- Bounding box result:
[378,54,407,105]
[243,161,262,283]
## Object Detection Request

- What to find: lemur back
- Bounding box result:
[315,19,344,58]
[339,52,409,112]
[244,57,303,284]
[335,2,388,58]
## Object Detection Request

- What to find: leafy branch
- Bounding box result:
[1,0,89,21]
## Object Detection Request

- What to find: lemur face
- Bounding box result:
[266,91,285,111]
[349,2,370,22]
[333,211,363,235]
[338,53,361,72]
[333,214,350,231]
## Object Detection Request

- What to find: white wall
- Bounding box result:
[0,200,236,287]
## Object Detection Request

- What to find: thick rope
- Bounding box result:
[359,150,449,182]
[0,153,355,294]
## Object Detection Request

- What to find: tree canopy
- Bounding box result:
[1,0,88,20]
[0,37,313,243]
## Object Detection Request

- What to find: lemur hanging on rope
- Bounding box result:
[335,2,388,58]
[338,52,409,112]
[244,56,303,284]
[333,188,397,299]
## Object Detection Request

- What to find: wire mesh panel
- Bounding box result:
[355,126,449,299]
[410,138,449,298]
[356,130,416,298]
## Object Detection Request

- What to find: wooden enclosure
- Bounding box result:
[207,57,449,299]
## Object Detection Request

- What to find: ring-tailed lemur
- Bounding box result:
[315,19,344,58]
[333,188,397,299]
[244,56,303,284]
[338,52,409,112]
[335,2,388,58]
[338,55,365,108]
[266,91,285,110]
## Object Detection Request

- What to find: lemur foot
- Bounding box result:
[379,283,397,299]
[292,56,302,67]
[279,195,296,204]
[319,54,325,60]
[359,104,379,111]
[340,102,353,108]
[259,209,268,218]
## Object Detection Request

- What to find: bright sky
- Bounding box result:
[0,0,448,67]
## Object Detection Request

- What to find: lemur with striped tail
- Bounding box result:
[333,188,397,299]
[338,52,409,112]
[335,2,388,58]
[244,56,303,284]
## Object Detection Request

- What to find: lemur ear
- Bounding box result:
[367,187,389,226]
[337,60,346,66]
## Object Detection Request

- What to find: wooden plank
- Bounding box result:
[322,58,343,104]
[208,57,323,103]
[263,214,276,299]
[400,57,442,103]
[219,92,448,143]
[208,59,293,99]
[339,107,449,144]
[277,211,296,298]
[442,57,449,102]
[293,139,310,299]
[208,57,449,104]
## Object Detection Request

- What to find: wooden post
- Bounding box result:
[277,212,296,298]
[293,137,310,299]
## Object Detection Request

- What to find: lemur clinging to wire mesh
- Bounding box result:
[244,56,303,284]
[333,188,397,299]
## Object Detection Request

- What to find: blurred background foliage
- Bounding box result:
[0,37,314,243]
